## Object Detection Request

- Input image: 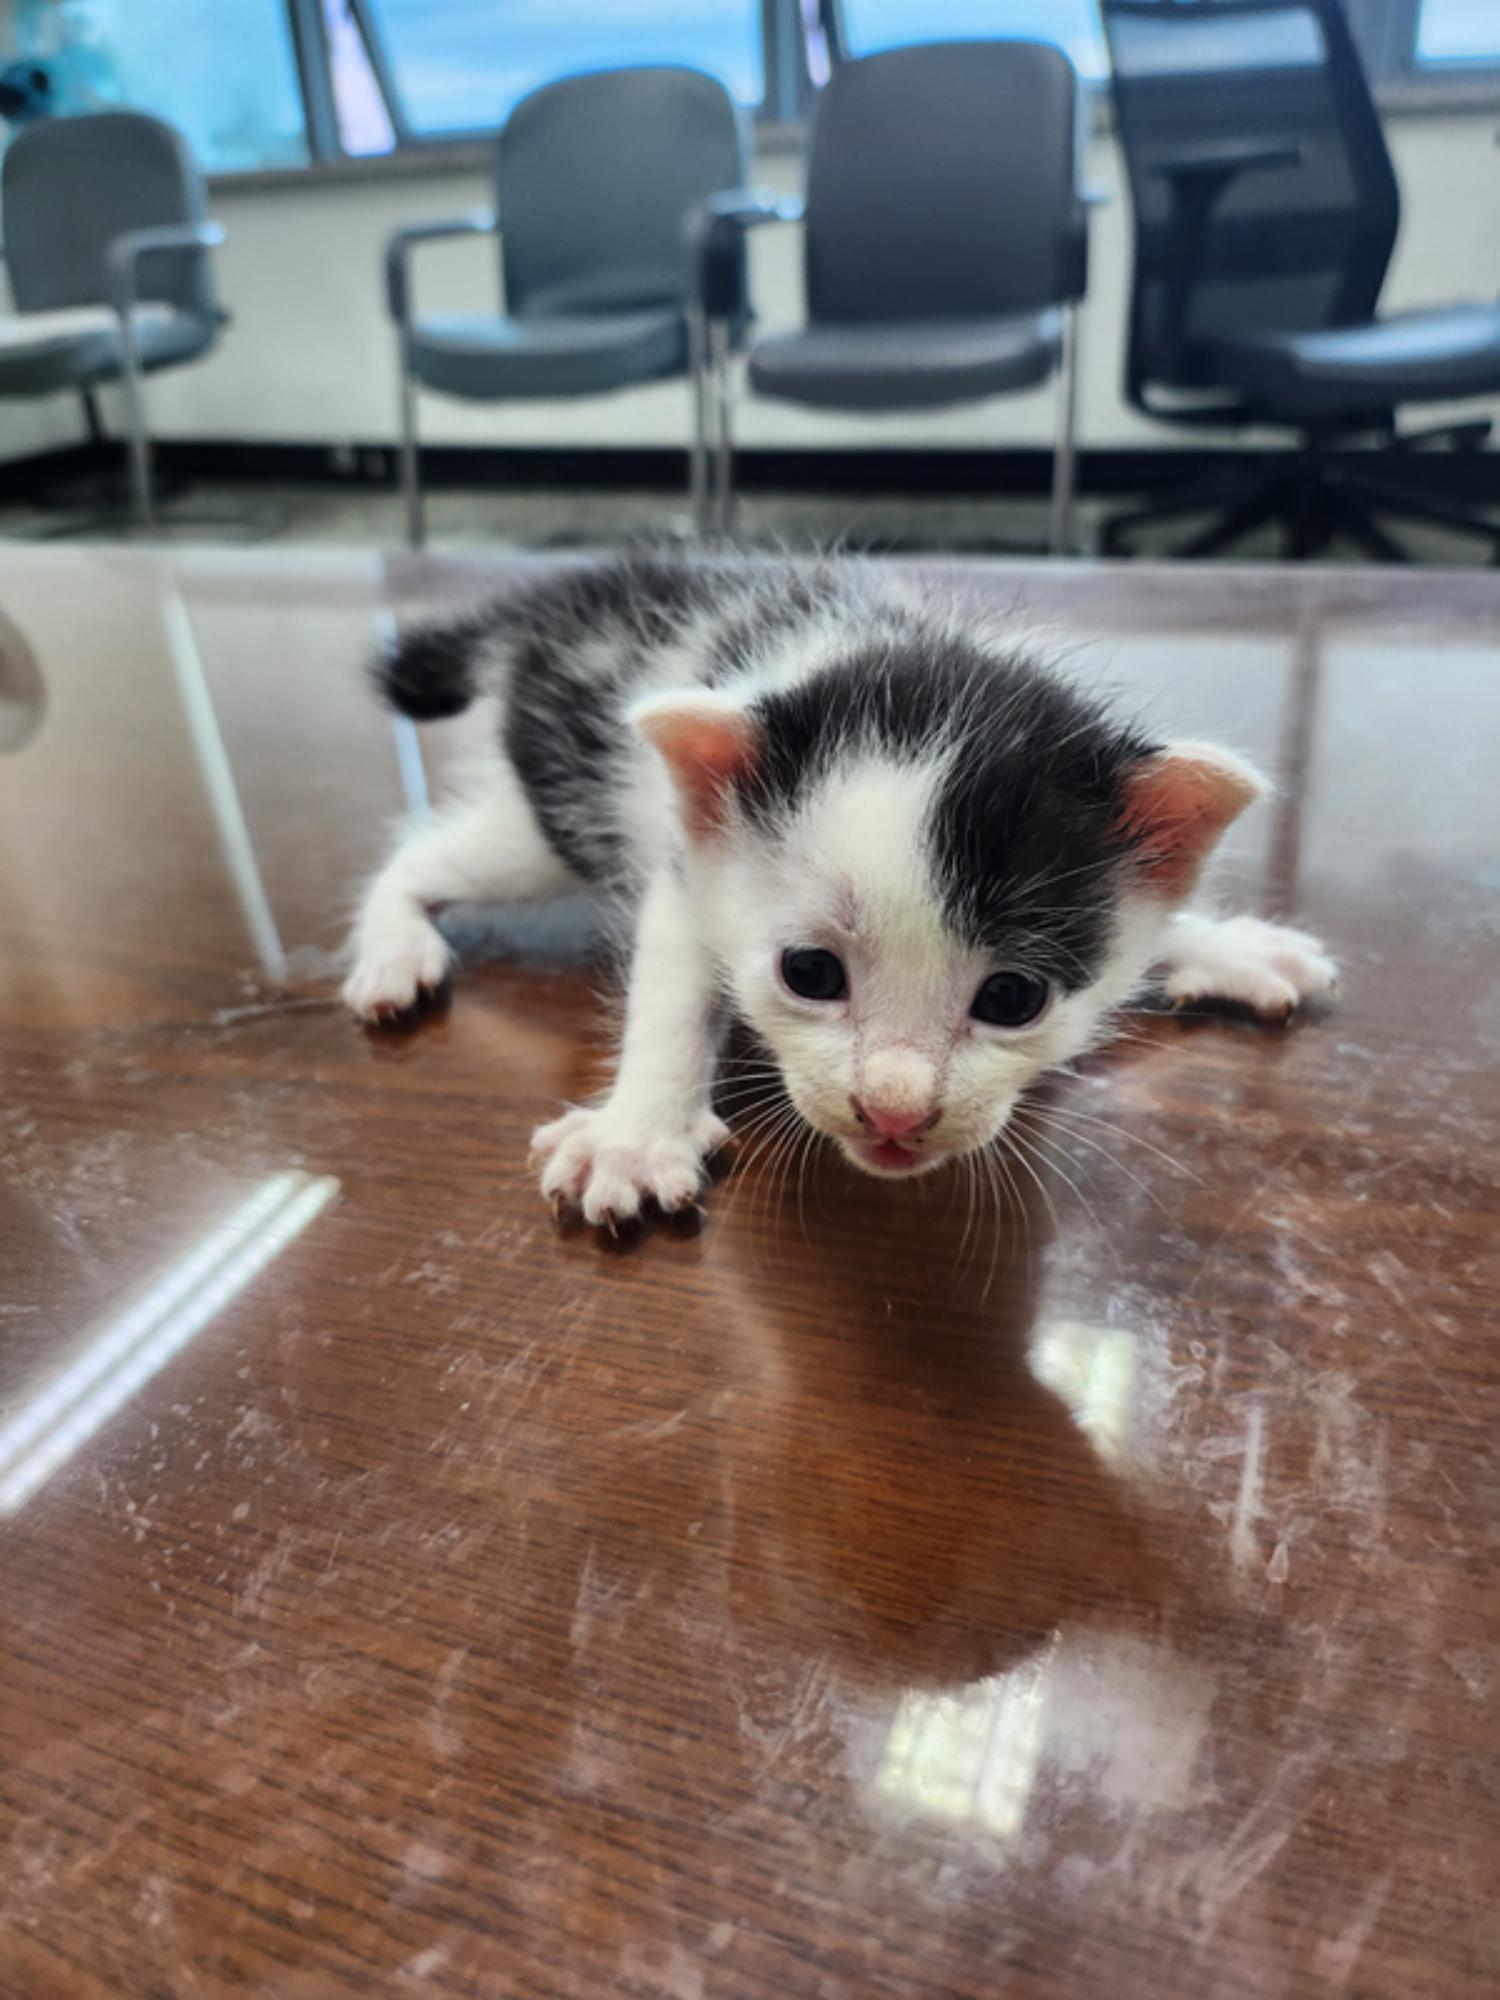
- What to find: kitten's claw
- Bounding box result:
[1160,916,1337,1022]
[342,924,453,1022]
[532,1105,730,1228]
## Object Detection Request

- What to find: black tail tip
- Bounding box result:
[372,621,478,722]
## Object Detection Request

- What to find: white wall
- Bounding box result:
[9,110,1500,467]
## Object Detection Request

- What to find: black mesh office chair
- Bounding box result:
[0,111,225,532]
[1102,0,1500,562]
[386,66,750,549]
[690,40,1090,551]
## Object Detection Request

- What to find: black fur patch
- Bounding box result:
[744,638,1157,989]
[501,554,731,884]
[374,616,485,720]
[370,555,1158,983]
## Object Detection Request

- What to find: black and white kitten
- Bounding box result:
[344,555,1335,1226]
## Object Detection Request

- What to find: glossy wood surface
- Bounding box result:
[2,548,1497,1999]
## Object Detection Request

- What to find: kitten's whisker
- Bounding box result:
[1027,1099,1203,1184]
[1007,1118,1111,1250]
[997,1126,1062,1245]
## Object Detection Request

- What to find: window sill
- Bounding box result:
[205,84,1498,196]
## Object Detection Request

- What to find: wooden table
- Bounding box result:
[1,548,1496,1999]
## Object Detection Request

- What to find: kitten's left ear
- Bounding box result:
[631,689,762,839]
[1119,739,1266,899]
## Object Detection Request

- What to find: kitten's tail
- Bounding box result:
[372,616,484,721]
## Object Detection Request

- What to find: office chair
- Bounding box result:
[688,39,1090,552]
[1102,0,1500,562]
[0,111,225,533]
[386,66,751,550]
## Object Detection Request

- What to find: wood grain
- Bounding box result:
[1,548,1496,1999]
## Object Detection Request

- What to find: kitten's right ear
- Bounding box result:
[1118,739,1266,899]
[631,690,762,839]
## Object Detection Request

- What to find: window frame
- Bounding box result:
[288,0,804,165]
[204,0,1500,182]
[1393,0,1500,87]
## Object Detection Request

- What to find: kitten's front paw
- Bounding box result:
[532,1104,730,1228]
[1162,915,1337,1022]
[342,923,453,1022]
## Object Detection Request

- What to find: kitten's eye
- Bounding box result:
[780,947,848,1002]
[971,970,1050,1028]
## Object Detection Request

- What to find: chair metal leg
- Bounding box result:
[1176,468,1291,558]
[708,317,735,538]
[1099,460,1253,557]
[688,308,713,538]
[1335,470,1500,558]
[398,340,424,551]
[1047,303,1080,557]
[116,307,156,534]
[1330,491,1411,565]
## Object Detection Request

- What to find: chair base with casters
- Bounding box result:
[1101,1,1500,566]
[1103,418,1500,565]
[1103,297,1500,563]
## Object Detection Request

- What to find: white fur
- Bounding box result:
[1157,912,1337,1018]
[342,752,575,1021]
[345,589,1335,1226]
[531,868,728,1223]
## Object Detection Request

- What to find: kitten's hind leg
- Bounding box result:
[343,770,575,1022]
[1156,911,1338,1022]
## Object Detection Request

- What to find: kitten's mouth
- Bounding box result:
[844,1133,945,1178]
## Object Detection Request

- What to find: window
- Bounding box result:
[839,0,1107,80]
[8,3,1495,180]
[360,0,766,139]
[1417,0,1500,65]
[12,0,309,173]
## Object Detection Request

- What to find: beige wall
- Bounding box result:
[7,109,1500,467]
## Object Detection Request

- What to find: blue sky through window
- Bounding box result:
[1418,0,1500,63]
[842,0,1106,79]
[14,0,308,172]
[364,0,765,136]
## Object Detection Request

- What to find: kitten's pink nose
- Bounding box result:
[851,1097,940,1141]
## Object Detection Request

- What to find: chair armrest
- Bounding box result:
[683,191,803,320]
[1145,143,1304,373]
[1149,139,1305,185]
[106,221,226,317]
[385,210,498,324]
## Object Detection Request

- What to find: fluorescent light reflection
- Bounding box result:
[1031,1319,1138,1463]
[874,1641,1057,1841]
[0,1171,337,1513]
[162,579,288,982]
[373,603,431,819]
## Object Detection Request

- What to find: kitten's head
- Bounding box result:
[635,628,1261,1178]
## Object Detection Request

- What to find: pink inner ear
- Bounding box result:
[1120,747,1261,898]
[638,705,761,836]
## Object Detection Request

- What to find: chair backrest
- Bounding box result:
[1103,0,1398,405]
[802,40,1085,326]
[496,66,746,319]
[2,110,216,318]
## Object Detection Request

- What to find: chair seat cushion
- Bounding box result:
[1206,305,1500,417]
[409,308,690,400]
[747,312,1062,412]
[0,304,216,397]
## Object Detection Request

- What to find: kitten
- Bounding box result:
[344,554,1335,1227]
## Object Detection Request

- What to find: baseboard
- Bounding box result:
[9,436,1500,504]
[0,439,113,502]
[155,438,1500,503]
